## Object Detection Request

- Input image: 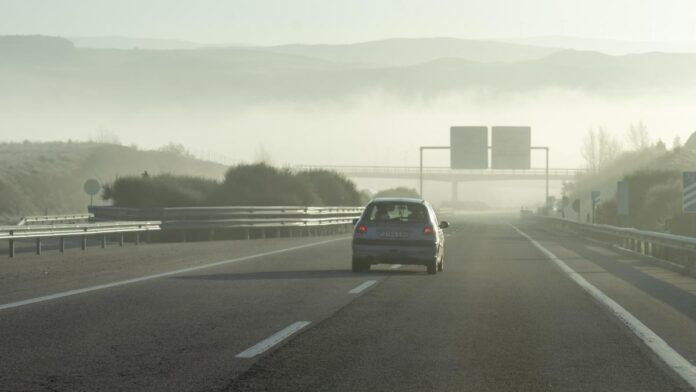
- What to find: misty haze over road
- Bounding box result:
[3,2,696,391]
[3,34,696,171]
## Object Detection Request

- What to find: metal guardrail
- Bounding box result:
[17,213,94,226]
[532,216,696,273]
[90,206,364,241]
[1,221,161,257]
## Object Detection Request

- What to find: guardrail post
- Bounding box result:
[60,237,65,253]
[244,229,250,240]
[119,234,124,247]
[81,236,87,251]
[9,239,15,258]
[276,228,281,238]
[101,235,107,249]
[36,238,42,255]
[134,233,140,245]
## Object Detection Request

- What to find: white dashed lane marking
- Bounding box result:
[236,321,311,358]
[349,280,377,294]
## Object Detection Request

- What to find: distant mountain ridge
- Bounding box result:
[0,35,76,64]
[505,35,696,56]
[2,35,696,107]
[259,37,559,66]
[69,36,207,50]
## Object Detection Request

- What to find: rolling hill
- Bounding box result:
[0,142,227,223]
[3,35,696,111]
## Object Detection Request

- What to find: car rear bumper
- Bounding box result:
[352,241,438,265]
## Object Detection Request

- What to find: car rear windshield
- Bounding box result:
[364,202,429,223]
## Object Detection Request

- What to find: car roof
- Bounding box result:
[369,197,427,204]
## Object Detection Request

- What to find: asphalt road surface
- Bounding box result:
[1,214,695,391]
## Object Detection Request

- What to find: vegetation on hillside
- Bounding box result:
[560,128,696,234]
[0,141,226,223]
[103,163,364,207]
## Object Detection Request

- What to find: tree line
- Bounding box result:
[102,163,420,208]
[560,125,696,235]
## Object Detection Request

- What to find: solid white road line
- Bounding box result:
[0,238,348,312]
[349,280,377,294]
[512,225,696,389]
[236,321,311,358]
[389,264,403,270]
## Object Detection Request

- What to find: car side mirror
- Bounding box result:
[439,221,450,229]
[352,218,359,226]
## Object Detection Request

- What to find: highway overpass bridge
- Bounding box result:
[292,165,581,182]
[292,165,583,201]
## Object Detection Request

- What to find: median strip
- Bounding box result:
[349,280,377,294]
[236,321,311,358]
[512,224,696,389]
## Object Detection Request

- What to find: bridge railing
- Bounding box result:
[531,215,696,273]
[292,165,583,176]
[1,221,161,257]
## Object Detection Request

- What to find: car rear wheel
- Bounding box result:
[352,258,370,273]
[427,259,437,275]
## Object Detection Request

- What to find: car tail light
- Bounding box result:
[423,226,434,235]
[356,224,368,234]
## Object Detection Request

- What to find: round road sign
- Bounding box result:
[83,179,101,196]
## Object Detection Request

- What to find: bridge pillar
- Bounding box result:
[451,181,459,203]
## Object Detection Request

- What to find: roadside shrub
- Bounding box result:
[296,169,362,206]
[213,163,320,206]
[103,174,218,208]
[103,163,367,208]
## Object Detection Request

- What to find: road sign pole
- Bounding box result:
[531,146,550,210]
[419,147,424,198]
[418,146,451,199]
[545,147,549,208]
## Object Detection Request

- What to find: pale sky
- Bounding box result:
[1,0,696,45]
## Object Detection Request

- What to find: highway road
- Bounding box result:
[1,214,695,391]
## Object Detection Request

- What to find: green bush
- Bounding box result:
[212,163,320,206]
[296,169,362,206]
[594,170,683,231]
[103,163,366,208]
[103,174,218,208]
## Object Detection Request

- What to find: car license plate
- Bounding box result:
[379,231,410,238]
